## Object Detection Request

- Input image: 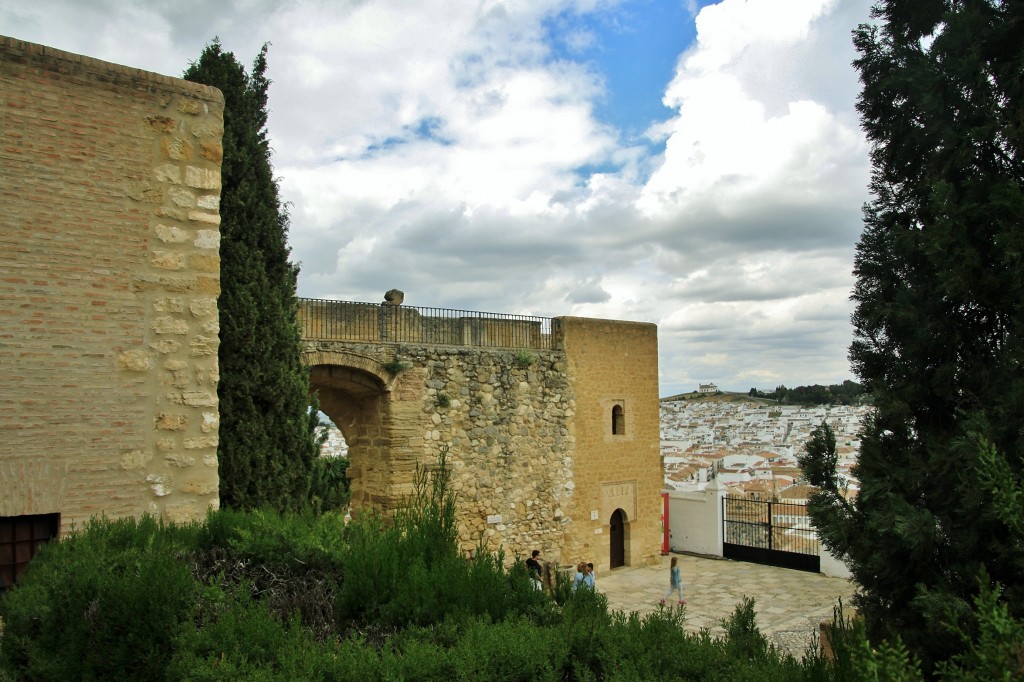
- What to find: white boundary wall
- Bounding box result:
[666,480,727,557]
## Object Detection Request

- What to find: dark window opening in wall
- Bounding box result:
[612,404,626,435]
[0,513,60,592]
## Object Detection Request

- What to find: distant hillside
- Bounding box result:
[660,391,775,406]
[663,381,867,407]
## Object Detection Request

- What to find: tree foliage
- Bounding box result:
[801,0,1024,671]
[184,42,319,512]
[748,381,865,405]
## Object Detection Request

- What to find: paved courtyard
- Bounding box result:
[595,553,856,659]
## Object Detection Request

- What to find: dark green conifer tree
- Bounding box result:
[801,0,1024,670]
[184,42,318,511]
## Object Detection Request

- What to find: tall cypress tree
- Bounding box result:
[184,42,318,511]
[801,0,1024,670]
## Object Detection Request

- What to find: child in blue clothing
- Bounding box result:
[660,556,685,606]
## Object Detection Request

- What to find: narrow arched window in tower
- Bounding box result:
[612,404,625,435]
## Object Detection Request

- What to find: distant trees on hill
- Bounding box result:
[747,380,865,406]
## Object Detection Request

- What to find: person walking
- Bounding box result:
[660,556,685,606]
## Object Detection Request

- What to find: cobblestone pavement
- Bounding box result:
[594,553,856,659]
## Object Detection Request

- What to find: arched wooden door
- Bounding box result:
[610,508,626,568]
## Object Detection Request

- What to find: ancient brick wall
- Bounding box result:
[0,37,224,532]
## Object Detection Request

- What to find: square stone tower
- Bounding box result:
[557,316,662,571]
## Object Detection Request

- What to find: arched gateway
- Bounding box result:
[304,350,403,512]
[299,297,663,572]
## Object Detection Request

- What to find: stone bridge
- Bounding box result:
[299,296,664,571]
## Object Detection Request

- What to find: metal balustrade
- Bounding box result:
[298,298,554,350]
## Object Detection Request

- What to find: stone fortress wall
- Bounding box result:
[305,341,577,560]
[305,312,663,572]
[0,37,224,533]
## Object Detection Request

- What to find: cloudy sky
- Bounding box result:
[3,0,874,397]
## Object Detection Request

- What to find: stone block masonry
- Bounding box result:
[0,37,224,533]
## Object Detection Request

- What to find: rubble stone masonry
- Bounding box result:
[0,37,224,533]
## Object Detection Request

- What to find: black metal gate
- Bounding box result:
[722,496,820,573]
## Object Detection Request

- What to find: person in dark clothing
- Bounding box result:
[526,549,543,590]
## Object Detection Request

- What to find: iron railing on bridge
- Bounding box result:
[298,298,554,350]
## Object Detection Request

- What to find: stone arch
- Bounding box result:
[302,349,398,514]
[302,350,393,392]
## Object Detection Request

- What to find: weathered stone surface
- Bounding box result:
[161,136,194,161]
[171,391,216,407]
[118,349,153,372]
[189,253,219,272]
[188,210,220,225]
[189,298,217,318]
[145,115,177,133]
[198,142,223,163]
[185,166,220,190]
[196,193,220,210]
[153,297,185,313]
[152,316,189,335]
[155,224,189,243]
[150,339,182,355]
[165,452,197,467]
[154,163,181,184]
[151,250,186,271]
[190,336,216,356]
[176,98,203,115]
[155,412,188,431]
[120,450,152,470]
[167,185,196,207]
[194,230,219,249]
[184,436,218,449]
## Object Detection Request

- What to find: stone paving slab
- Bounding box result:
[592,553,855,659]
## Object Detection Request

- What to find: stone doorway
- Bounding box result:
[610,508,628,568]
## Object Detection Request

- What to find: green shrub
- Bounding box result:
[19,464,1021,681]
[336,451,549,630]
[513,349,536,369]
[448,616,565,681]
[168,588,320,681]
[722,596,773,662]
[937,579,1024,681]
[0,515,199,682]
[309,455,351,513]
[382,357,412,374]
[196,507,346,573]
